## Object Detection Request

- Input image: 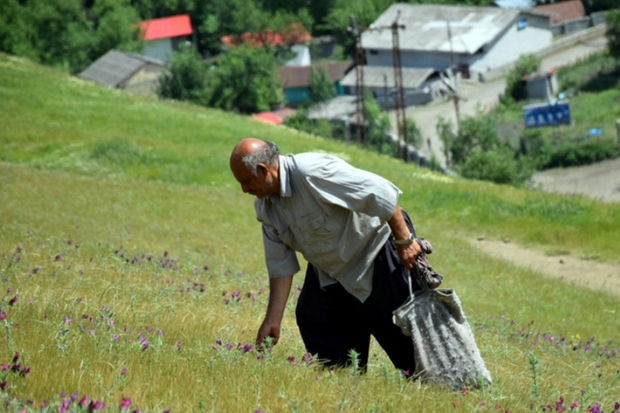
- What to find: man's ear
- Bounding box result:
[257,163,269,177]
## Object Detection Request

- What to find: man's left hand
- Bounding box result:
[396,239,422,269]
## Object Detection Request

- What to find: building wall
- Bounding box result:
[468,14,552,79]
[143,39,174,63]
[121,64,169,96]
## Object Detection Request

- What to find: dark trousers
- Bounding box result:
[295,222,421,372]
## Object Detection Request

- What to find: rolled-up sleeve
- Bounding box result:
[262,224,301,278]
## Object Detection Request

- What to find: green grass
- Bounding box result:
[1,53,619,412]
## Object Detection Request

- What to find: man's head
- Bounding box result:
[229,138,280,198]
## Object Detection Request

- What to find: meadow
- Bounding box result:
[0,53,619,412]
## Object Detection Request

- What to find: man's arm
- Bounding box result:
[388,205,422,269]
[256,275,293,346]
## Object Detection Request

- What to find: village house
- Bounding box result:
[277,61,354,106]
[78,50,169,96]
[140,14,194,63]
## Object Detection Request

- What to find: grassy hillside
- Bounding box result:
[1,53,619,412]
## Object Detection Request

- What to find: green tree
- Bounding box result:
[207,45,283,113]
[0,0,36,60]
[503,54,541,103]
[90,0,142,62]
[28,0,94,70]
[308,66,337,105]
[364,90,395,156]
[606,9,620,59]
[406,117,422,149]
[436,116,456,169]
[158,44,208,105]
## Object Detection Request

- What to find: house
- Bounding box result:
[362,4,553,81]
[78,50,169,96]
[140,14,194,63]
[221,23,313,67]
[277,61,354,105]
[339,66,443,107]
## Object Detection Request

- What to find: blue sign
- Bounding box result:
[523,100,571,128]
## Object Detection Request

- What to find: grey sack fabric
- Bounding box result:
[392,265,492,389]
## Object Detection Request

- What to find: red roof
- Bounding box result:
[533,0,585,25]
[252,112,284,125]
[221,23,312,49]
[140,14,193,41]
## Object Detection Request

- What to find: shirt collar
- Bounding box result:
[278,155,292,198]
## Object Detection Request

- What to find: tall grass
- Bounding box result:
[1,53,619,412]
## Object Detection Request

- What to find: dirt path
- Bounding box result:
[470,238,620,299]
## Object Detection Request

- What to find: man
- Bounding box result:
[229,137,423,372]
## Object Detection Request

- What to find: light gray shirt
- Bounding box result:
[255,153,402,302]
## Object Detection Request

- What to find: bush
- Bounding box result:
[503,54,542,103]
[158,44,208,105]
[456,147,534,186]
[546,139,620,168]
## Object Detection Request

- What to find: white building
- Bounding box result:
[140,14,194,63]
[362,4,552,81]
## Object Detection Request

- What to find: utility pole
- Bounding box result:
[447,21,461,132]
[349,15,366,146]
[370,11,407,161]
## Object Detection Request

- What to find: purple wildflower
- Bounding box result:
[120,397,132,409]
[55,254,62,261]
[8,296,18,306]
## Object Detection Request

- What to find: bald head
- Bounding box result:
[230,138,279,177]
[230,138,280,198]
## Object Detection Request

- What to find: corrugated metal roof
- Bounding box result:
[78,50,166,88]
[278,61,354,88]
[139,14,193,41]
[340,66,435,89]
[362,4,520,54]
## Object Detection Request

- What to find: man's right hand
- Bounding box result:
[256,275,293,347]
[256,319,281,346]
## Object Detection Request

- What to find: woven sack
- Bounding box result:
[393,265,492,389]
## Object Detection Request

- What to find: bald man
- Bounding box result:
[230,138,423,372]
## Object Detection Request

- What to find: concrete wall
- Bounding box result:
[121,64,169,96]
[480,23,607,82]
[469,16,553,79]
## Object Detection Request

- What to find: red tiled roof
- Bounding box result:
[221,23,312,48]
[253,112,284,125]
[533,0,585,25]
[278,61,354,88]
[140,14,193,41]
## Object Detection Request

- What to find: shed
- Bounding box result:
[78,50,169,96]
[140,14,194,63]
[340,66,441,107]
[524,68,558,99]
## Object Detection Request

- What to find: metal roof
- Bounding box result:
[340,66,435,89]
[139,14,193,41]
[494,0,534,9]
[278,61,354,88]
[361,4,520,55]
[78,50,166,88]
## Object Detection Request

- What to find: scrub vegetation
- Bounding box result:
[1,54,619,412]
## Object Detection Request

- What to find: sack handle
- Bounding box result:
[407,262,430,299]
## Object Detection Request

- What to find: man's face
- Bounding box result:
[231,162,275,199]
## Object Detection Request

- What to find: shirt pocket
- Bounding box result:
[301,210,330,235]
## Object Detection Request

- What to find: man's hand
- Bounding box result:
[257,319,281,346]
[256,275,293,347]
[396,239,422,270]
